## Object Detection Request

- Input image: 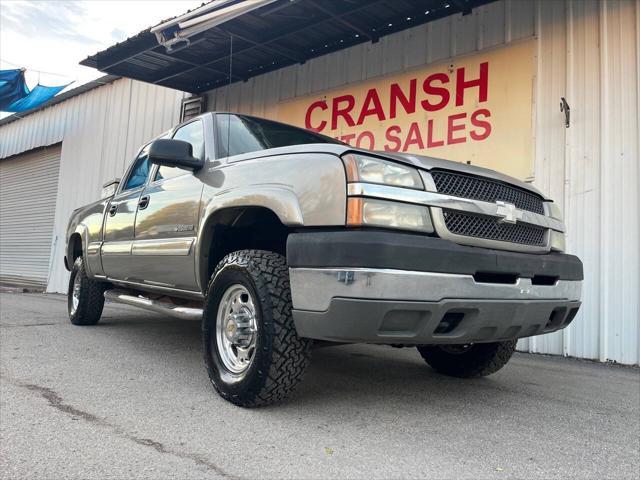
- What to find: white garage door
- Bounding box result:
[0,145,61,288]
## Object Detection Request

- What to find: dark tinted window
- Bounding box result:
[155,120,204,181]
[216,114,339,158]
[123,145,151,191]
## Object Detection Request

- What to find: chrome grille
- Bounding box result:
[431,170,545,214]
[443,210,546,246]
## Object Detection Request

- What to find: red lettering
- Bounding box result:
[356,88,386,125]
[390,80,416,119]
[403,122,425,151]
[340,133,357,145]
[421,73,450,112]
[356,131,375,150]
[470,108,492,140]
[456,61,488,107]
[447,113,467,144]
[305,100,328,132]
[384,125,402,152]
[427,119,444,148]
[331,95,356,130]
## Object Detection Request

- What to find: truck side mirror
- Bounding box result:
[102,178,120,198]
[148,139,203,171]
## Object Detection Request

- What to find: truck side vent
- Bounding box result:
[180,95,207,122]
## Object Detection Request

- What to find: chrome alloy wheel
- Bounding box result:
[215,284,258,374]
[70,272,82,314]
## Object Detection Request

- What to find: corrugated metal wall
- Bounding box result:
[206,0,639,365]
[0,78,184,293]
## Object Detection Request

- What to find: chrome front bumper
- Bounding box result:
[290,268,582,344]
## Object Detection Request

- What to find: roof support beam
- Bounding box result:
[148,50,242,81]
[215,27,306,63]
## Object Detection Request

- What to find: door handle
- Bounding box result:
[138,195,150,210]
[109,204,118,216]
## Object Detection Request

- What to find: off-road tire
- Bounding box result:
[417,340,517,378]
[202,250,312,407]
[68,256,105,326]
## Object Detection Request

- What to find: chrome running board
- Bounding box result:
[104,289,203,320]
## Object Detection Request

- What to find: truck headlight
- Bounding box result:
[347,198,433,233]
[342,153,424,190]
[545,201,563,221]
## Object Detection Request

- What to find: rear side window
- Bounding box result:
[216,114,339,158]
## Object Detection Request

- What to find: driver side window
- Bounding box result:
[155,120,204,181]
[122,144,151,191]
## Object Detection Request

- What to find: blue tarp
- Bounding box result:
[0,69,69,112]
[0,69,29,108]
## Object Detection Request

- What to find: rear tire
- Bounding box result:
[68,256,105,326]
[202,250,312,407]
[417,340,517,378]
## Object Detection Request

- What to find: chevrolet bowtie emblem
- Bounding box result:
[495,201,522,224]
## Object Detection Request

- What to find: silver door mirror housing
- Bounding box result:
[102,178,120,198]
[148,139,203,171]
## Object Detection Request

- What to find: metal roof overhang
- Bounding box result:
[80,0,497,94]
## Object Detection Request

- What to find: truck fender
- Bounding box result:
[66,224,89,272]
[194,186,304,291]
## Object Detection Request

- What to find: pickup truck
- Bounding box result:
[65,112,583,407]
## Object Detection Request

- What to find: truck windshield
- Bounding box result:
[216,114,341,158]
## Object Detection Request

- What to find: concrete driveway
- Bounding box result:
[1,292,638,479]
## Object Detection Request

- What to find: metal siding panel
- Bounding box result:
[505,0,536,42]
[451,8,478,56]
[479,0,507,49]
[428,16,453,63]
[563,0,602,361]
[346,43,366,84]
[404,23,429,69]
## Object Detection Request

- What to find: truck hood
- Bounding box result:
[226,142,547,199]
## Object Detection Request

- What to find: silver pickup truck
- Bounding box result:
[65,112,583,407]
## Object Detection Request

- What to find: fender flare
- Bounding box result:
[194,186,304,291]
[66,224,89,271]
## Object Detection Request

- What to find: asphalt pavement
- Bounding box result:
[1,292,638,479]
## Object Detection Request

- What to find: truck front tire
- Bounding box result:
[417,340,517,378]
[202,250,312,407]
[68,256,105,326]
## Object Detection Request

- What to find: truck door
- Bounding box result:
[101,145,151,280]
[128,119,205,291]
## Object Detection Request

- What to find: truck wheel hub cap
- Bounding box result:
[216,285,257,374]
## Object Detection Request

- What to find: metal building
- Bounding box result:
[0,0,637,365]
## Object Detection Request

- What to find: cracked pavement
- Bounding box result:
[1,292,639,479]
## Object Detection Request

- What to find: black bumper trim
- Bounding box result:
[287,230,583,281]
